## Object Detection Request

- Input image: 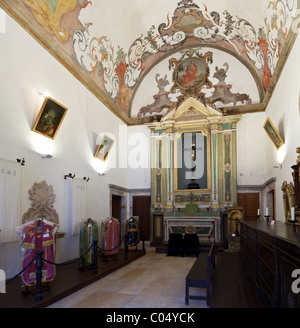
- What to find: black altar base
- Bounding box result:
[0,248,145,308]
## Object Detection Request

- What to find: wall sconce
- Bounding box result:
[38,91,51,98]
[41,154,53,159]
[64,173,75,179]
[16,158,25,166]
[273,163,282,169]
[83,177,90,182]
[99,173,106,177]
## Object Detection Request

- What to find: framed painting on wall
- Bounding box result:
[32,97,68,139]
[94,134,114,161]
[263,117,284,150]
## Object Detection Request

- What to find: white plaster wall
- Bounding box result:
[264,33,300,222]
[236,32,300,222]
[0,15,128,277]
[236,112,266,186]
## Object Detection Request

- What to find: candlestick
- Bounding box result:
[288,219,298,232]
[264,215,270,224]
[257,209,260,216]
[292,207,295,221]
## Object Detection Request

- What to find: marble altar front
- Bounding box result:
[164,212,221,244]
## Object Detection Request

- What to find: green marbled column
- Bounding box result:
[217,130,224,205]
[232,129,238,205]
[211,124,218,204]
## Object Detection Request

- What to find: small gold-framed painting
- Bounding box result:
[32,97,68,139]
[94,134,114,161]
[263,117,284,150]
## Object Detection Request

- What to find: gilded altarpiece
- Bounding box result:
[148,97,240,245]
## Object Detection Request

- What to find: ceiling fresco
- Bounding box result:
[0,0,299,125]
[130,46,260,118]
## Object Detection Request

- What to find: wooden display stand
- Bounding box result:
[79,258,94,272]
[22,283,50,297]
[103,254,119,262]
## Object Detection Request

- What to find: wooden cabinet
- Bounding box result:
[240,221,300,308]
[133,196,151,241]
[277,238,300,307]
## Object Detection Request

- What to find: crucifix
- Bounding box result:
[191,143,196,161]
[182,139,206,163]
[177,131,207,190]
[191,142,206,161]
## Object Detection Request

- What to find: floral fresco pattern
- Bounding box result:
[21,0,298,116]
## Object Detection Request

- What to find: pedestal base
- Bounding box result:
[288,220,298,232]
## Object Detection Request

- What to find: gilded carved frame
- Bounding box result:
[263,117,284,150]
[32,97,68,140]
[169,49,213,96]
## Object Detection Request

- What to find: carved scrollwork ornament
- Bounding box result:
[22,180,59,224]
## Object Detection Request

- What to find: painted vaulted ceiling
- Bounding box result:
[1,0,299,125]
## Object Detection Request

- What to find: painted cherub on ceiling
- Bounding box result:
[22,0,79,42]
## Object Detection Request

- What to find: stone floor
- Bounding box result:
[48,244,207,308]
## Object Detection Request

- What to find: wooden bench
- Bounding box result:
[185,240,216,307]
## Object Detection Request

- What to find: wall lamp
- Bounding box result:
[41,154,53,159]
[273,163,282,169]
[64,173,75,179]
[83,177,90,182]
[16,158,25,166]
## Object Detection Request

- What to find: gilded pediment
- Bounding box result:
[175,106,207,122]
[161,97,222,123]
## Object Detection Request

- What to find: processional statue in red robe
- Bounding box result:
[102,217,120,259]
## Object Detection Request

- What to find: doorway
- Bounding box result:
[237,192,259,221]
[132,195,151,241]
[112,194,124,238]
